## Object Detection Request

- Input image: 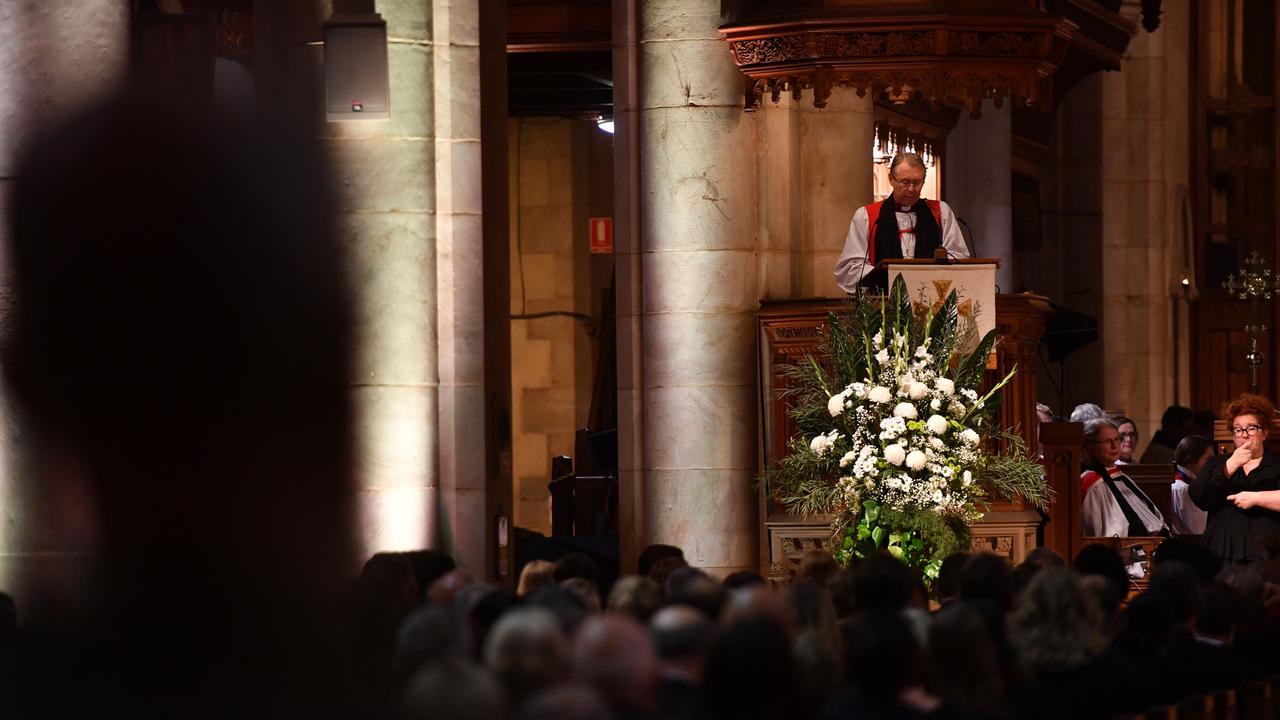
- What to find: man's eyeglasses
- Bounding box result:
[1232,424,1264,437]
[891,177,925,189]
[1117,431,1138,441]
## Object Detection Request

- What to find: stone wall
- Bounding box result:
[508,117,612,533]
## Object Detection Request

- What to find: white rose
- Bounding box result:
[930,398,941,411]
[926,414,949,435]
[875,348,890,365]
[935,377,955,396]
[884,444,906,466]
[960,428,981,446]
[905,450,927,471]
[962,470,973,486]
[908,382,929,400]
[892,402,918,419]
[868,386,893,404]
[827,393,847,417]
[839,450,858,468]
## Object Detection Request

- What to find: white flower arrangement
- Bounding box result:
[772,276,1049,581]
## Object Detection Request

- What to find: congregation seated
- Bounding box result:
[4,539,1280,717]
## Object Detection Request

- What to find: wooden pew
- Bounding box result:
[1240,679,1273,720]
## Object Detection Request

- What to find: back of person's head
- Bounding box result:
[797,550,840,587]
[786,579,838,635]
[647,555,689,589]
[1152,537,1221,584]
[828,567,857,620]
[469,589,522,659]
[403,550,457,604]
[960,553,1015,613]
[554,553,600,587]
[1194,581,1241,640]
[1175,435,1214,469]
[936,552,970,603]
[528,585,590,636]
[1073,543,1129,620]
[572,614,659,717]
[1114,592,1175,658]
[398,659,504,720]
[722,570,767,591]
[517,560,557,597]
[428,569,475,607]
[846,611,924,701]
[852,552,922,613]
[515,684,615,720]
[561,578,602,614]
[4,87,356,710]
[1216,564,1265,617]
[650,604,716,664]
[928,601,1004,712]
[1010,567,1104,674]
[637,544,684,578]
[664,567,726,619]
[721,586,795,634]
[363,552,418,611]
[1025,547,1066,568]
[1147,560,1202,625]
[394,605,468,680]
[703,616,797,719]
[483,606,570,706]
[1012,561,1043,597]
[1070,403,1107,423]
[1162,405,1195,433]
[606,576,662,622]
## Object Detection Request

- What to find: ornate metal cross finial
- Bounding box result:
[1222,252,1280,392]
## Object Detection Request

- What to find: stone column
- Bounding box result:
[257,0,493,574]
[945,101,1014,291]
[754,86,874,300]
[800,87,875,297]
[1101,0,1190,444]
[431,0,492,577]
[634,0,758,577]
[0,0,129,607]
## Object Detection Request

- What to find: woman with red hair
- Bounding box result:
[1189,393,1280,563]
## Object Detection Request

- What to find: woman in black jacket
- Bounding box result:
[1189,393,1280,563]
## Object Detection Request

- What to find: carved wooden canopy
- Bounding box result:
[720,2,1140,114]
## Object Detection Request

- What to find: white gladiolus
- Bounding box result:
[872,331,883,348]
[905,450,927,471]
[892,402,918,419]
[868,386,893,404]
[959,428,981,446]
[852,382,867,398]
[884,444,906,466]
[926,414,949,435]
[935,377,955,396]
[907,382,929,400]
[875,348,890,365]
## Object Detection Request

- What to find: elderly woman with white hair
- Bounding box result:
[1080,418,1168,537]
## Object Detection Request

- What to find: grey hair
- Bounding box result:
[889,152,927,178]
[1069,403,1106,423]
[1082,417,1118,443]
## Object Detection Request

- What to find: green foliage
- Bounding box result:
[766,275,1048,585]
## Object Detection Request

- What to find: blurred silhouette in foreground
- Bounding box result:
[2,87,356,715]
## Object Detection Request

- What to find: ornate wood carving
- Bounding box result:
[722,16,1074,113]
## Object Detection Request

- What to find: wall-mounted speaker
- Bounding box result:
[323,14,389,122]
